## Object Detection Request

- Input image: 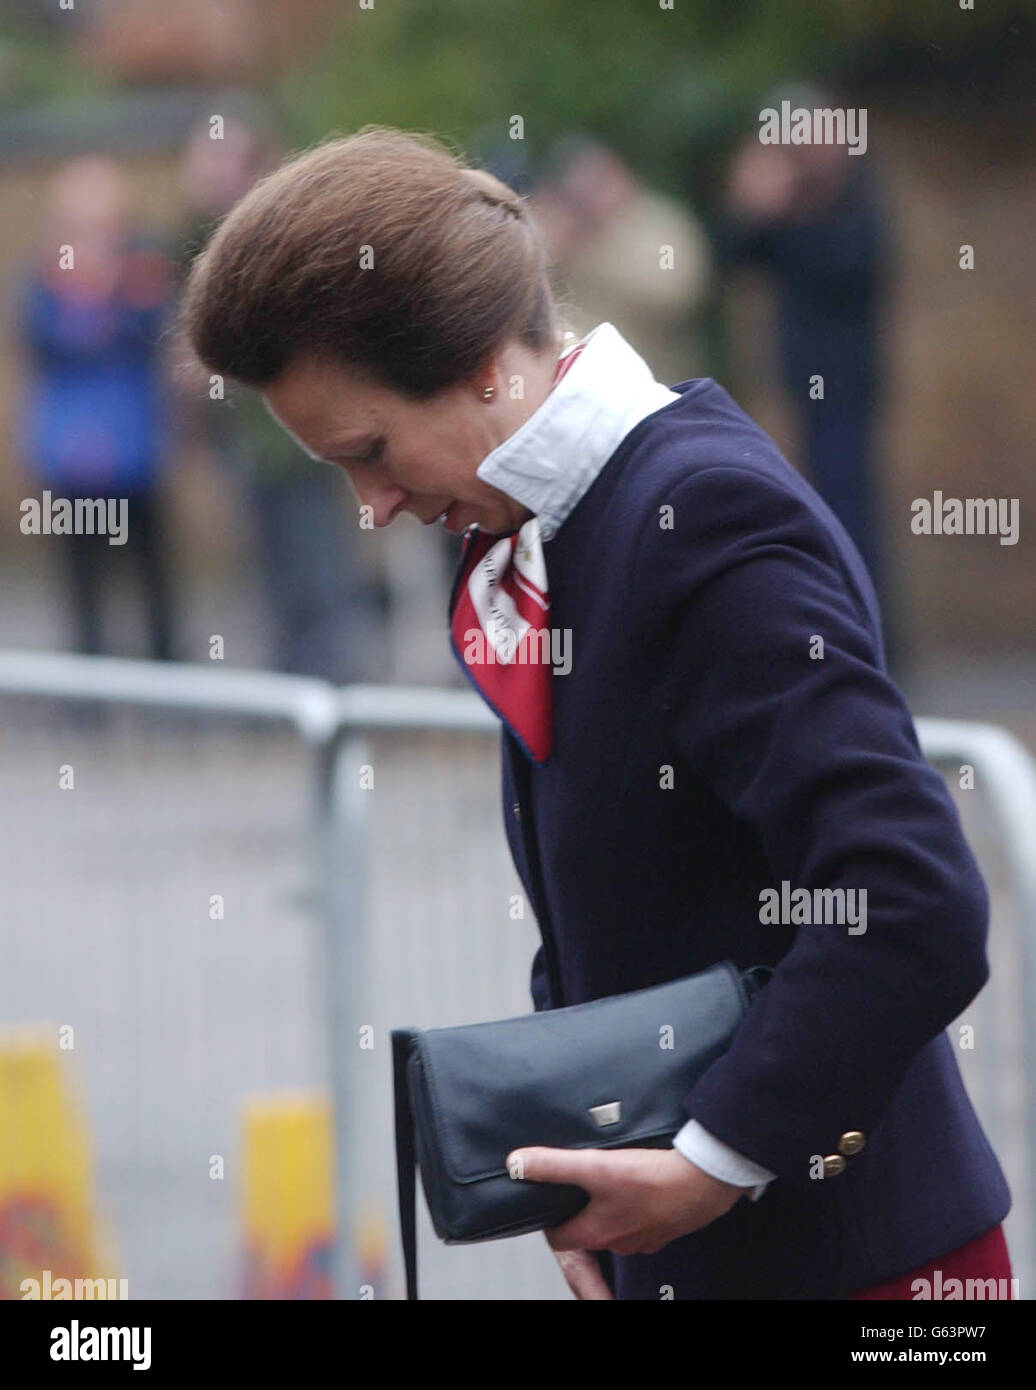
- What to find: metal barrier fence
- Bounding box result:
[0,649,1033,1299]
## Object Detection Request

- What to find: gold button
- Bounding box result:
[822,1154,847,1178]
[839,1131,865,1157]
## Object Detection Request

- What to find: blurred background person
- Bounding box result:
[174,109,384,684]
[15,156,177,661]
[530,135,712,388]
[715,84,893,656]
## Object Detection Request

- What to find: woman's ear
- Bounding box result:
[469,352,504,402]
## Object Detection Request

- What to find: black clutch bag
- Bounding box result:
[391,959,770,1299]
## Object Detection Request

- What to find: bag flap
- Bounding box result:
[412,961,748,1184]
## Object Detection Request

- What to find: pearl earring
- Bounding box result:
[481,385,496,401]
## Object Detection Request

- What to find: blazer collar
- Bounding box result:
[475,321,678,541]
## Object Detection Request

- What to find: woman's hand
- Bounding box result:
[510,1146,744,1276]
[549,1247,615,1300]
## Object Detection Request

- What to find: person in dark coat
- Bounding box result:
[179,128,1011,1300]
[173,113,381,683]
[717,89,896,665]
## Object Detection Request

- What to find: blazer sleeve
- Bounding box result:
[635,465,990,1190]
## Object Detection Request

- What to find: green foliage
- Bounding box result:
[0,33,101,108]
[273,0,1031,198]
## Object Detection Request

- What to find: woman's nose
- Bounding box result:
[346,474,409,527]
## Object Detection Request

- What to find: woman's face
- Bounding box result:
[263,344,556,535]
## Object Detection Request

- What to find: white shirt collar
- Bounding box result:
[475,321,678,542]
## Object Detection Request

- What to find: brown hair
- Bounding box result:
[182,126,560,396]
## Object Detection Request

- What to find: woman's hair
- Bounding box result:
[182,126,560,396]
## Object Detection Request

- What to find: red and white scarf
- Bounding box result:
[447,323,679,764]
[448,342,584,763]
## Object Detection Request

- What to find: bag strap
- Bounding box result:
[391,1029,420,1301]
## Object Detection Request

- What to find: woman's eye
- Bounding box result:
[329,440,384,468]
[347,441,384,465]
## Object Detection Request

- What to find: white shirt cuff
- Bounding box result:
[672,1119,777,1202]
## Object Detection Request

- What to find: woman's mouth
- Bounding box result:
[441,502,465,534]
[420,502,470,533]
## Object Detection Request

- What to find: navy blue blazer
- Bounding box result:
[499,377,1010,1299]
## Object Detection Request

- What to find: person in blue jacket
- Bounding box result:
[180,128,1012,1300]
[17,157,176,661]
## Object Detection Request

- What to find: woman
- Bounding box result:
[183,127,1011,1301]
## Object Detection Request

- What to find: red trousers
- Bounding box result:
[848,1224,1013,1300]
